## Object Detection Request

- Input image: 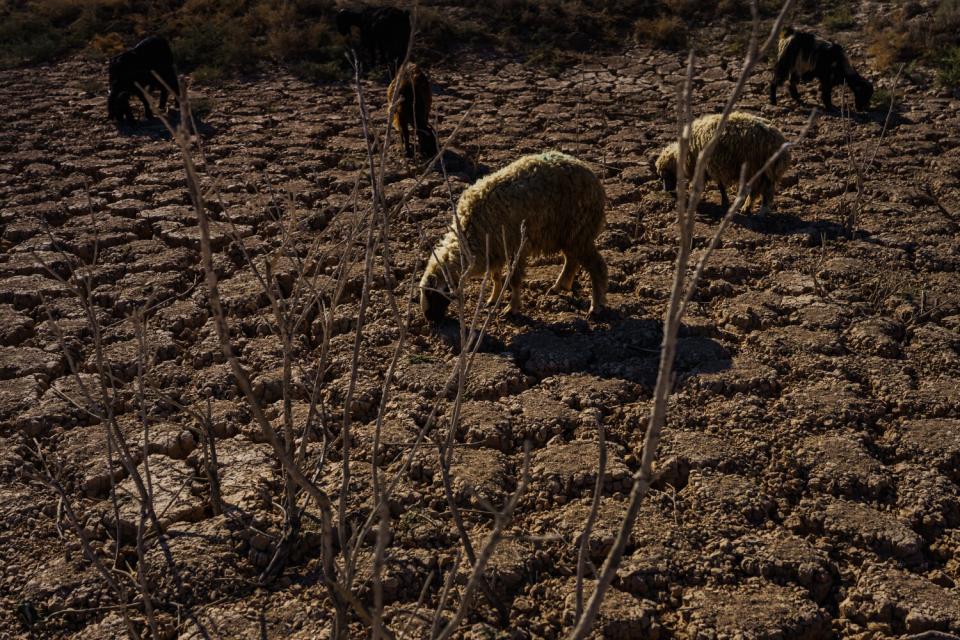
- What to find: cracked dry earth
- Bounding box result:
[3,29,960,640]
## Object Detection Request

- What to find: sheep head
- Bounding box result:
[420,232,466,323]
[420,271,452,323]
[655,143,679,193]
[852,75,874,112]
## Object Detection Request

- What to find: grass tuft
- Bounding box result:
[634,16,688,49]
[823,5,856,31]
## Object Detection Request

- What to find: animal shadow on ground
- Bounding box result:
[437,149,490,180]
[503,314,731,387]
[739,210,851,241]
[818,105,913,130]
[116,109,217,140]
[696,202,850,242]
[432,319,508,354]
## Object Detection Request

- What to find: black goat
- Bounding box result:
[107,36,178,125]
[386,63,438,159]
[769,27,873,112]
[336,7,411,74]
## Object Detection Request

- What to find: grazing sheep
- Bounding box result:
[654,111,791,216]
[420,151,607,322]
[386,63,438,158]
[336,7,411,74]
[770,27,873,112]
[107,35,178,125]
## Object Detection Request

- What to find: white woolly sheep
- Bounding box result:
[654,111,791,216]
[420,151,607,322]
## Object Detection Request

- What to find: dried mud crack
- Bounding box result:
[2,23,960,639]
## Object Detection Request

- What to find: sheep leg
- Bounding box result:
[768,77,780,106]
[505,257,526,315]
[717,179,730,210]
[580,246,608,316]
[788,74,805,106]
[162,69,179,109]
[487,269,504,305]
[757,180,774,217]
[119,97,136,125]
[819,78,836,111]
[136,88,153,120]
[400,125,413,158]
[549,253,580,294]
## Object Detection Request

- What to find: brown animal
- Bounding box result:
[386,64,438,158]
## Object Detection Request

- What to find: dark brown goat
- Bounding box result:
[386,64,438,159]
[770,27,873,112]
[336,6,411,74]
[107,36,178,125]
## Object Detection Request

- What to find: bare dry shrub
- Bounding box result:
[839,65,901,237]
[569,0,811,636]
[634,15,688,49]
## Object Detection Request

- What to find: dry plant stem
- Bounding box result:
[202,399,224,516]
[841,64,902,236]
[430,550,462,639]
[340,57,393,580]
[164,89,333,515]
[866,65,902,169]
[330,581,397,640]
[343,101,479,580]
[34,254,183,598]
[296,208,364,469]
[161,90,357,631]
[396,572,435,640]
[343,30,472,565]
[435,448,531,640]
[372,503,390,640]
[433,228,529,625]
[575,421,606,621]
[429,547,463,638]
[132,312,161,640]
[568,1,794,637]
[370,270,419,505]
[346,232,514,621]
[28,447,141,640]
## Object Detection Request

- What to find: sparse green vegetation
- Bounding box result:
[0,0,349,80]
[823,5,856,31]
[870,86,899,111]
[407,353,436,365]
[0,0,804,80]
[2,0,952,86]
[937,46,960,89]
[866,0,960,88]
[634,15,688,50]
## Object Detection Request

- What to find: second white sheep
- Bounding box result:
[655,111,792,216]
